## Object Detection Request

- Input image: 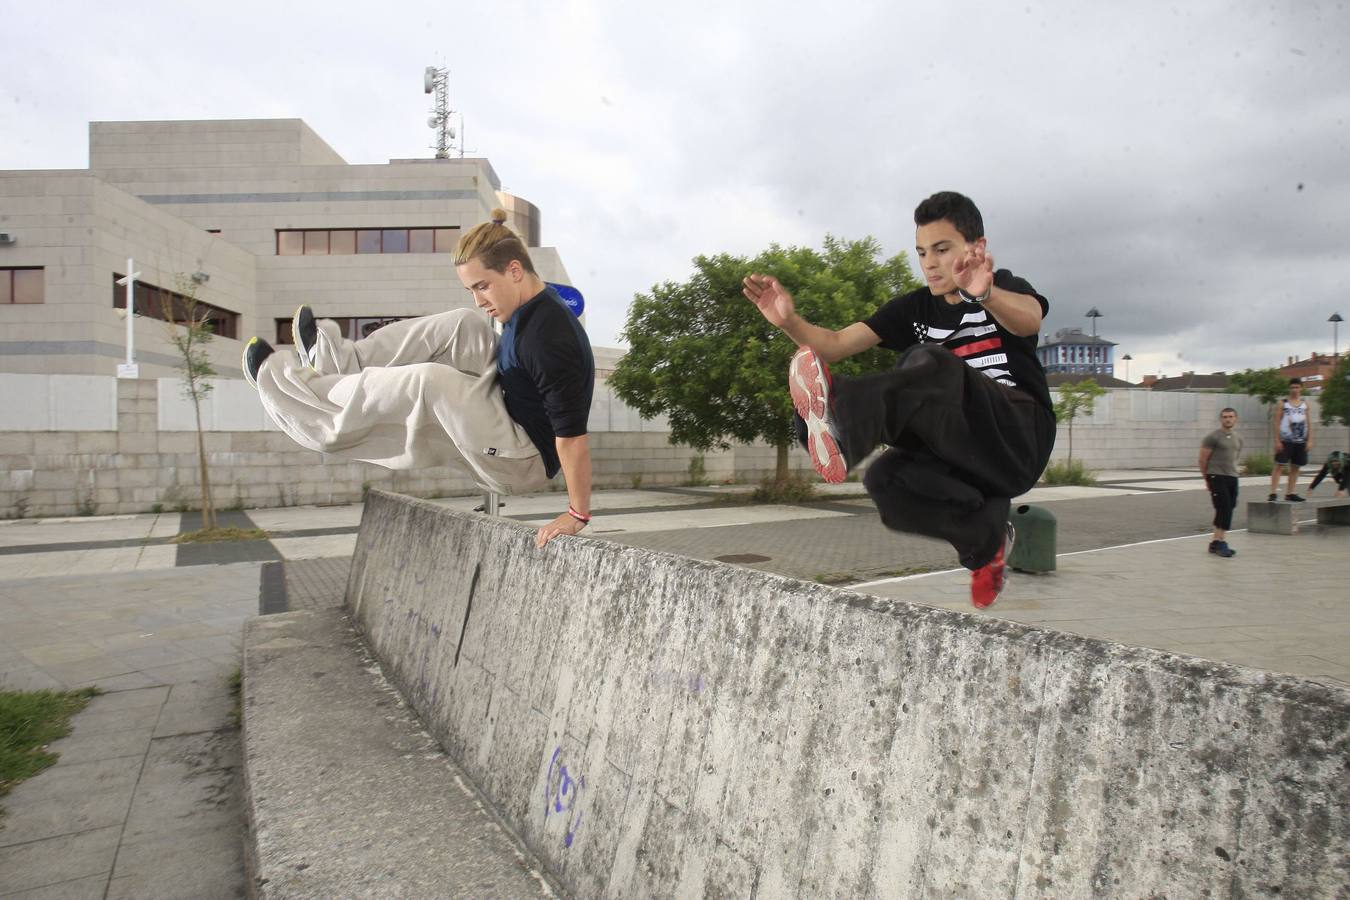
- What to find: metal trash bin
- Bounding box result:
[1009,503,1056,573]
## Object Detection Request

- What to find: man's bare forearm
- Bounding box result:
[556,434,592,515]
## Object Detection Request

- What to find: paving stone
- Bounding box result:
[0,825,121,895]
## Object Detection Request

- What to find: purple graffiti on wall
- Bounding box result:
[544,746,586,848]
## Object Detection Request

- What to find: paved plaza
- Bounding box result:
[1,470,1346,896]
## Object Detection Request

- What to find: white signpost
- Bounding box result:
[115,257,141,379]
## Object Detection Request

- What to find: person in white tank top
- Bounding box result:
[1269,378,1313,502]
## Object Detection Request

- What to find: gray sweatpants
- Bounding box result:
[255,309,549,495]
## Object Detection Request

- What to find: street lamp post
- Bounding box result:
[1331,312,1344,358]
[115,257,141,379]
[1121,353,1133,383]
[1086,307,1102,338]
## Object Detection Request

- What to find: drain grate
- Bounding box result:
[715,553,772,564]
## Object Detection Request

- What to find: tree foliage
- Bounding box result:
[1052,378,1106,463]
[1229,368,1289,440]
[1317,355,1350,442]
[610,236,919,477]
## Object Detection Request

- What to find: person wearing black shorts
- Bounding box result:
[1199,407,1244,557]
[1269,378,1312,502]
[742,191,1055,609]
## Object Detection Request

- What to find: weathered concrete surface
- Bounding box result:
[347,490,1350,899]
[241,608,562,898]
[1248,497,1350,534]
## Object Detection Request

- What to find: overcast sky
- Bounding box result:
[4,0,1347,377]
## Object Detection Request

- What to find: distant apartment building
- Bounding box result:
[0,119,575,379]
[1277,352,1340,393]
[1037,327,1118,376]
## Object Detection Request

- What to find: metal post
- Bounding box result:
[115,258,141,378]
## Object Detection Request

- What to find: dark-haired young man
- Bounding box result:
[743,191,1056,608]
[1199,407,1244,558]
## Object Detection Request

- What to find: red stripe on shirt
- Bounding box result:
[951,337,1003,357]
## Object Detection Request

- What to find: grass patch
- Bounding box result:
[1242,452,1274,477]
[172,527,269,544]
[1,687,100,802]
[227,667,242,729]
[1040,459,1098,486]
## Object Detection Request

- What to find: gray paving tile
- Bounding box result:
[0,873,108,899]
[70,671,168,692]
[0,788,134,846]
[107,827,247,899]
[81,686,170,715]
[1,756,142,804]
[68,707,161,740]
[0,825,120,895]
[40,657,140,687]
[120,731,240,846]
[152,693,234,739]
[0,668,65,692]
[40,727,156,767]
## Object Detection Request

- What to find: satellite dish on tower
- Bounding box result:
[427,116,440,128]
[423,67,436,94]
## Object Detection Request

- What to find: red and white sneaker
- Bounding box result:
[788,347,848,484]
[970,524,1015,609]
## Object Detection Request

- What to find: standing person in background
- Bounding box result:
[1199,407,1244,558]
[1269,378,1311,502]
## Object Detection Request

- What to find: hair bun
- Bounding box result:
[490,207,508,225]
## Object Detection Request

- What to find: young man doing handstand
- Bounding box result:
[242,210,595,547]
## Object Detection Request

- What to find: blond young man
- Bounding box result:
[242,211,595,547]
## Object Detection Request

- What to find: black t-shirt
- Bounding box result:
[862,269,1052,411]
[497,287,595,478]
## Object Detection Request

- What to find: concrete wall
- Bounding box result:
[0,377,812,518]
[346,492,1350,899]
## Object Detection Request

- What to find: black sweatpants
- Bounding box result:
[1207,475,1238,531]
[832,344,1057,570]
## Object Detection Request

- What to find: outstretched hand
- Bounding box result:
[952,245,995,298]
[742,274,796,329]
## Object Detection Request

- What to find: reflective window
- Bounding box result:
[112,274,238,339]
[409,229,435,253]
[381,229,409,253]
[357,230,382,253]
[434,228,459,252]
[7,268,44,304]
[304,231,329,255]
[277,231,304,255]
[329,230,355,254]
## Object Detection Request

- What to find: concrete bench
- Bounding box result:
[1247,496,1350,534]
[241,608,561,899]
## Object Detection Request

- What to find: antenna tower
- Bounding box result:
[423,65,456,159]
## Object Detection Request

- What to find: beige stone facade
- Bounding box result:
[0,118,573,379]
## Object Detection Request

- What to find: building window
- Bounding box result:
[1,267,44,304]
[113,274,239,340]
[275,315,410,345]
[276,227,459,255]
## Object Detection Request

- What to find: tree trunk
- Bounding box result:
[192,394,216,530]
[775,442,790,481]
[1066,421,1074,464]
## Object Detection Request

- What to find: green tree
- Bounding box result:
[1052,378,1107,463]
[1228,368,1288,442]
[610,236,919,480]
[161,276,219,530]
[1318,355,1350,449]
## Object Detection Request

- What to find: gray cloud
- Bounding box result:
[3,0,1347,376]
